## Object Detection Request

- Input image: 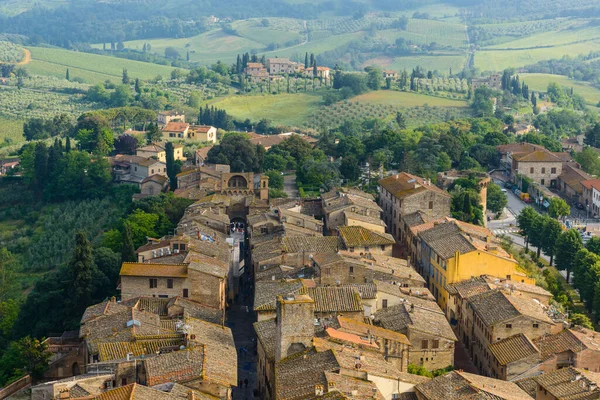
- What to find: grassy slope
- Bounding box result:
[208,93,324,127]
[475,42,600,71]
[0,117,24,142]
[208,91,467,127]
[26,46,178,84]
[487,24,600,49]
[121,29,266,65]
[520,73,600,105]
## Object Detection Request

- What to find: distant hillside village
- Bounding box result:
[242,57,331,83]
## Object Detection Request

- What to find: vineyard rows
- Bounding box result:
[305,99,471,129]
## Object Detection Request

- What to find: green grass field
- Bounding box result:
[487,24,600,50]
[0,117,24,143]
[520,73,600,105]
[26,46,179,84]
[405,19,467,48]
[208,93,323,127]
[475,42,600,71]
[208,90,468,127]
[351,90,468,107]
[367,54,467,73]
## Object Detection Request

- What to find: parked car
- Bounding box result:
[576,203,585,210]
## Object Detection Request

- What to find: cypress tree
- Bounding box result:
[121,223,137,262]
[305,52,309,69]
[69,231,94,316]
[66,69,70,81]
[165,142,178,190]
[65,136,71,153]
[236,54,242,74]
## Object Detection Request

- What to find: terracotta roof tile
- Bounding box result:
[120,262,188,278]
[275,349,340,400]
[378,172,449,199]
[253,319,277,361]
[416,371,533,400]
[307,287,363,313]
[336,316,410,345]
[469,290,554,327]
[488,333,540,365]
[253,280,307,311]
[338,226,395,247]
[534,367,600,399]
[162,122,190,132]
[374,302,456,341]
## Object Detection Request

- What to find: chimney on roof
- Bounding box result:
[187,390,196,400]
[410,303,414,313]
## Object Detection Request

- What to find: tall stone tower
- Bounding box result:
[275,294,314,362]
[259,175,269,200]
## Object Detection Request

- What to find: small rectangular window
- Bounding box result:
[382,299,388,308]
[167,278,173,289]
[551,167,556,174]
[180,244,186,251]
[173,243,179,250]
[541,167,546,173]
[429,201,433,209]
[530,167,534,174]
[149,278,157,288]
[432,340,439,349]
[506,324,512,329]
[183,288,189,298]
[421,340,428,349]
[349,266,354,273]
[533,323,539,328]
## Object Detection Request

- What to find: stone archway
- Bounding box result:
[228,175,248,188]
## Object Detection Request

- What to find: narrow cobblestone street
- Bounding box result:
[228,272,257,399]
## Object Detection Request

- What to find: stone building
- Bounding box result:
[557,164,591,204]
[311,253,425,291]
[338,226,395,256]
[581,179,600,216]
[255,294,427,400]
[119,251,228,310]
[417,220,533,312]
[158,110,185,126]
[415,370,533,400]
[534,326,600,373]
[136,142,185,163]
[533,367,600,400]
[487,333,541,381]
[373,301,457,371]
[465,290,555,376]
[322,188,382,233]
[378,172,451,243]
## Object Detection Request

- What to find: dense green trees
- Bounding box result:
[486,182,507,214]
[517,207,538,251]
[206,133,264,172]
[548,198,570,219]
[0,336,51,384]
[450,187,484,226]
[555,229,583,283]
[20,140,112,202]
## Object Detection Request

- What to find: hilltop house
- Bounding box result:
[136,142,185,162]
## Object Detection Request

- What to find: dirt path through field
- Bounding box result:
[17,48,31,65]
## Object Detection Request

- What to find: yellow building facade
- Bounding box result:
[419,222,535,312]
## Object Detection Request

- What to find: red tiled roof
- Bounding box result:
[162,122,189,132]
